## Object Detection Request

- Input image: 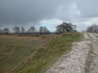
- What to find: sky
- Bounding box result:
[0,0,98,31]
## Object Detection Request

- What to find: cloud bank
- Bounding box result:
[0,0,98,31]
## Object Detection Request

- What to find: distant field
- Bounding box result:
[0,33,83,73]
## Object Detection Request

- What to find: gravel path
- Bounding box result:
[86,33,98,73]
[46,33,91,73]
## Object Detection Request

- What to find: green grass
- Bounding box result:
[0,32,83,73]
[0,36,44,73]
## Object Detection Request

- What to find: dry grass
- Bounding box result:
[0,32,83,73]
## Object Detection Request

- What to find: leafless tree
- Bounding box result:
[39,26,50,34]
[13,27,20,34]
[27,26,36,33]
[21,27,25,33]
[39,26,44,34]
[43,27,50,33]
[56,22,76,33]
[3,28,10,34]
[0,29,2,33]
[87,24,98,32]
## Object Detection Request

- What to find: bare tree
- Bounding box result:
[27,26,36,33]
[39,26,44,34]
[31,26,35,33]
[43,27,50,33]
[3,28,10,34]
[13,27,20,34]
[39,26,50,34]
[21,27,25,33]
[87,24,98,32]
[0,29,2,33]
[56,22,76,33]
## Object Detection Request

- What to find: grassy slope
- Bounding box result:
[0,32,83,73]
[0,35,45,73]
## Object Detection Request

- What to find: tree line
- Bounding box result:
[86,24,98,32]
[0,26,50,34]
[0,22,77,34]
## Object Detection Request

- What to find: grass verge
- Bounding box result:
[0,32,83,73]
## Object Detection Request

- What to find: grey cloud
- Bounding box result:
[77,0,98,18]
[0,0,98,26]
[0,0,74,25]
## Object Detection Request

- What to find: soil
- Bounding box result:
[46,33,98,73]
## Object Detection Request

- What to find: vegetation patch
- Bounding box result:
[95,35,98,38]
[0,32,83,73]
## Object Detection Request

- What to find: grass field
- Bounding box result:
[0,32,83,73]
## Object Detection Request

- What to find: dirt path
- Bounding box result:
[46,33,98,73]
[85,33,98,73]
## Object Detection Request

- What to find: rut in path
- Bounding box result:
[46,33,92,73]
[85,33,98,73]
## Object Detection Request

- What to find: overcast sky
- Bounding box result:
[0,0,98,31]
